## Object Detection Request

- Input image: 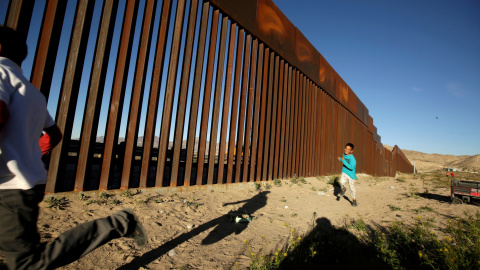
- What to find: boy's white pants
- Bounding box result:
[339,172,356,199]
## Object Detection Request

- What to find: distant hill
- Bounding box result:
[384,145,480,172]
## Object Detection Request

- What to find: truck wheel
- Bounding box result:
[452,198,463,204]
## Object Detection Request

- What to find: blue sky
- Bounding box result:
[273,0,480,156]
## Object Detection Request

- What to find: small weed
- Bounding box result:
[273,179,282,186]
[44,197,69,210]
[290,178,298,184]
[310,186,317,191]
[388,204,402,211]
[253,182,261,191]
[416,206,434,213]
[79,193,90,201]
[121,190,133,198]
[291,213,298,218]
[111,198,121,205]
[298,177,307,184]
[99,192,110,199]
[263,183,272,190]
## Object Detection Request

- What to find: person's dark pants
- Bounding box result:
[0,185,133,270]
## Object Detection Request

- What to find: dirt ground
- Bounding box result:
[1,173,479,269]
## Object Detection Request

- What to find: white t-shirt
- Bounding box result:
[0,57,56,190]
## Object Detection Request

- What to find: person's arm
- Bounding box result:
[341,156,356,171]
[39,124,62,155]
[0,100,9,132]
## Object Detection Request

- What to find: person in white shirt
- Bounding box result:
[0,25,147,270]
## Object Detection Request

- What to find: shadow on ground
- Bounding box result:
[278,217,388,270]
[117,191,270,269]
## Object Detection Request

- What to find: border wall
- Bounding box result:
[3,0,414,193]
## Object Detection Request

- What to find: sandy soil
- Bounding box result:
[1,174,479,269]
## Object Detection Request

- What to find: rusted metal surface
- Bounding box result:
[8,0,415,194]
[226,28,244,183]
[242,38,258,182]
[156,0,187,188]
[282,66,292,178]
[207,15,228,185]
[261,51,274,180]
[277,61,287,179]
[272,58,284,180]
[139,0,173,188]
[234,33,251,183]
[195,8,220,186]
[267,55,279,180]
[249,43,265,182]
[99,0,139,191]
[184,1,210,186]
[75,0,118,191]
[30,0,67,99]
[254,47,269,181]
[5,0,34,41]
[46,0,96,193]
[121,0,157,189]
[217,22,237,184]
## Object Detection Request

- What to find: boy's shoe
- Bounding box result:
[340,187,346,197]
[124,208,148,248]
[352,200,358,207]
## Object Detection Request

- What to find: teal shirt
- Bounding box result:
[339,154,357,179]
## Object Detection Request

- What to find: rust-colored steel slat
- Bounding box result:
[314,87,320,176]
[302,77,308,176]
[46,0,96,193]
[301,79,308,176]
[307,82,313,176]
[278,61,288,179]
[322,93,328,175]
[291,70,299,177]
[295,75,304,177]
[99,0,139,190]
[320,90,327,175]
[226,28,245,183]
[261,51,274,180]
[217,22,238,184]
[267,55,280,180]
[242,38,258,182]
[75,0,119,191]
[285,66,296,178]
[184,1,210,185]
[283,66,292,178]
[308,81,314,176]
[120,0,157,189]
[30,0,67,99]
[273,59,284,180]
[254,47,269,181]
[234,34,252,183]
[336,102,342,172]
[207,15,229,185]
[249,43,265,182]
[139,0,174,188]
[195,8,220,186]
[5,0,34,40]
[155,0,188,188]
[328,96,335,174]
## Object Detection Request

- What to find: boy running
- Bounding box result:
[338,143,358,207]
